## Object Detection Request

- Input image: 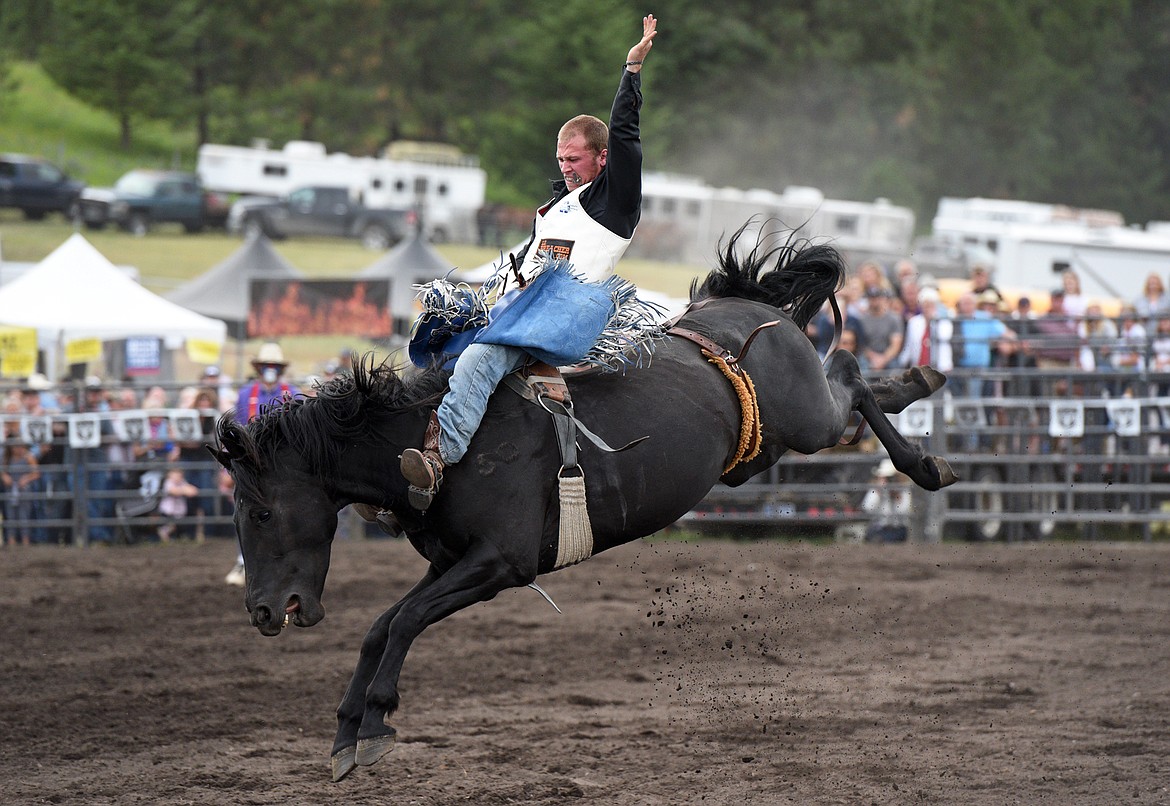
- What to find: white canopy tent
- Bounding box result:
[0,234,227,377]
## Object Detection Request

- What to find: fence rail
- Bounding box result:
[685,366,1170,541]
[5,366,1170,545]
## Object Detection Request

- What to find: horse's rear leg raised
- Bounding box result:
[825,352,957,491]
[869,366,947,414]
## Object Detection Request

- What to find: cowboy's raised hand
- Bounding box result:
[626,14,658,71]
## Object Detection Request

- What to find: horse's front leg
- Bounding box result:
[353,539,531,771]
[331,565,440,782]
[855,388,957,490]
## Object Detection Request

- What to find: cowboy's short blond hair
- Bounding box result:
[558,115,608,155]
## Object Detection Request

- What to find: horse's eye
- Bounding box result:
[255,509,272,524]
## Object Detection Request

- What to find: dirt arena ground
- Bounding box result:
[2,535,1169,805]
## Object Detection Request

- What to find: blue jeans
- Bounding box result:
[436,342,528,464]
[86,469,115,543]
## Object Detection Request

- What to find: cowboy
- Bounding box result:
[400,14,658,511]
[234,342,299,425]
[226,343,301,585]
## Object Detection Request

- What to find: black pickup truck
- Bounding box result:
[0,154,85,220]
[228,186,414,250]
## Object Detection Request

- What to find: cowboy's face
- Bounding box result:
[556,135,605,190]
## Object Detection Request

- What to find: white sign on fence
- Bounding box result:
[113,412,149,443]
[68,413,102,449]
[1048,400,1085,438]
[899,401,934,437]
[19,415,52,446]
[168,410,200,442]
[1106,399,1142,437]
[954,403,985,430]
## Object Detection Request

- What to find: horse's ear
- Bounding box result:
[209,418,248,469]
[206,443,234,469]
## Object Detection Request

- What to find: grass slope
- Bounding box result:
[0,62,195,185]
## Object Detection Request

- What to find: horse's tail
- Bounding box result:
[690,219,846,330]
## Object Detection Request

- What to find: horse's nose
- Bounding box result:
[252,604,278,631]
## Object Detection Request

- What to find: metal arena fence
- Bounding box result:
[5,366,1170,546]
[684,365,1170,542]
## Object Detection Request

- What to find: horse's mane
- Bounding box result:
[215,357,451,501]
[690,220,846,330]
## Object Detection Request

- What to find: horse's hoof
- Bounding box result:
[930,456,959,489]
[911,366,947,395]
[355,729,397,767]
[331,745,357,782]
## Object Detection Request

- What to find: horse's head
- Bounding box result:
[213,418,338,637]
[212,361,448,636]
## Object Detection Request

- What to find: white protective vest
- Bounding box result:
[516,183,633,283]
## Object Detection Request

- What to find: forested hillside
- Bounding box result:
[2,0,1167,226]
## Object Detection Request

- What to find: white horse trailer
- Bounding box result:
[631,172,915,267]
[196,140,487,243]
[931,196,1170,301]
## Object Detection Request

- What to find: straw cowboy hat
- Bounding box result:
[875,458,898,478]
[252,342,289,367]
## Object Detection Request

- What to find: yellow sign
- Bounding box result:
[186,339,223,365]
[0,325,38,378]
[65,337,102,364]
[1,352,36,377]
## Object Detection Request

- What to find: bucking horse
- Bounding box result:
[212,227,957,781]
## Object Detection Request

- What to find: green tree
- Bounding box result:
[472,0,640,206]
[39,0,184,149]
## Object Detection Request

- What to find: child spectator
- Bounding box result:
[157,468,199,542]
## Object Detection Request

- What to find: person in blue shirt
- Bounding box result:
[953,291,1017,399]
[233,342,299,425]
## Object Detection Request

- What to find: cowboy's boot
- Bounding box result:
[399,411,445,511]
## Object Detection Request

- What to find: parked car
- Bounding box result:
[76,170,229,234]
[0,154,86,220]
[228,186,414,249]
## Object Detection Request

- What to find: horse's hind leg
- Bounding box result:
[825,352,956,491]
[858,389,956,489]
[331,566,440,782]
[869,366,947,414]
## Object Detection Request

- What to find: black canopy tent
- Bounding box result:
[358,232,455,338]
[167,234,305,375]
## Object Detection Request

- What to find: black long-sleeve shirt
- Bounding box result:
[514,69,644,266]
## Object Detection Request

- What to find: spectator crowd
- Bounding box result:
[0,345,357,548]
[804,260,1170,399]
[7,258,1170,550]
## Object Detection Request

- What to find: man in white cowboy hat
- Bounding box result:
[226,343,299,586]
[861,458,911,543]
[233,342,299,425]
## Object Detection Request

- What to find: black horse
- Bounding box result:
[213,229,956,781]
